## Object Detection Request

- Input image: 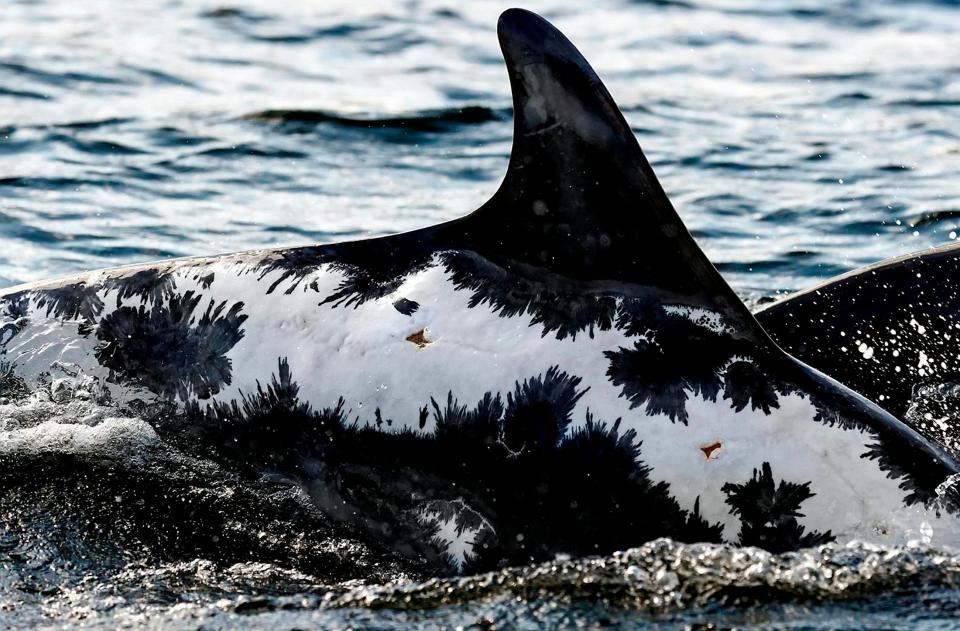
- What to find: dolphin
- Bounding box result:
[0,8,958,575]
[757,241,960,460]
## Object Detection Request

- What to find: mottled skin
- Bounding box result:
[0,9,958,575]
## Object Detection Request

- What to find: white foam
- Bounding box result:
[0,417,158,462]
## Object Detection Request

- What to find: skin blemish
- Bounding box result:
[699,441,722,460]
[406,328,432,349]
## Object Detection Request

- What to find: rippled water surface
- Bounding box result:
[2,0,960,628]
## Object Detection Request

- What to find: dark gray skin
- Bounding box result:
[757,241,960,458]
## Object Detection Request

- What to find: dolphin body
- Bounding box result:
[1,9,958,575]
[757,242,960,462]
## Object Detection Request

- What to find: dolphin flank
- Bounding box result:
[1,8,958,575]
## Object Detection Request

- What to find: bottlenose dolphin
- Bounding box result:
[1,9,958,574]
[758,242,960,460]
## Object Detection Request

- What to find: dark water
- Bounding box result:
[2,0,960,628]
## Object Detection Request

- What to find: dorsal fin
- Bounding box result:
[450,8,759,336]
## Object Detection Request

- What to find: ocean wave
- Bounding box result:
[327,538,960,612]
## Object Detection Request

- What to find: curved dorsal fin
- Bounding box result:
[451,8,758,335]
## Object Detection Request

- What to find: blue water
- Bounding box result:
[2,0,960,628]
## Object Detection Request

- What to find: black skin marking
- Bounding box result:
[253,246,330,294]
[257,243,631,341]
[604,312,758,424]
[102,268,177,307]
[182,360,724,575]
[0,294,29,346]
[95,290,247,401]
[431,391,501,446]
[442,251,620,341]
[6,270,178,344]
[196,272,215,290]
[319,239,435,309]
[35,282,104,328]
[724,360,781,414]
[252,234,435,307]
[8,267,183,342]
[722,462,834,553]
[392,298,419,316]
[502,366,587,455]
